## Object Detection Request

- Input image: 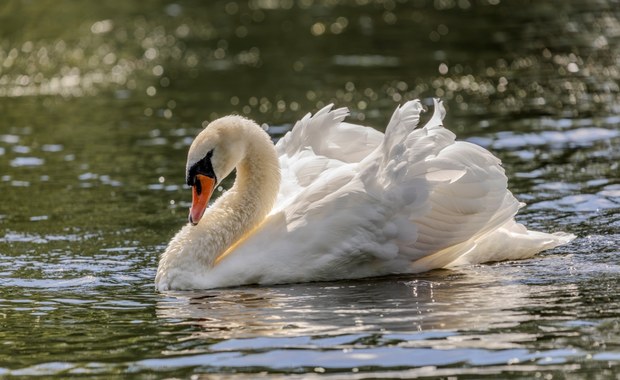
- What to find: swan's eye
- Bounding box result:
[194,176,202,195]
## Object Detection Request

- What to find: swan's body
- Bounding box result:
[155,99,574,290]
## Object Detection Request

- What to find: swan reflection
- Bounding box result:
[155,266,569,349]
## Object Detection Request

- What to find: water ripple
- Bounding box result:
[10,157,45,167]
[489,127,618,150]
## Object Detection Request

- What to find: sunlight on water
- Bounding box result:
[0,0,619,378]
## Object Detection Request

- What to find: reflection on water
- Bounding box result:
[150,262,620,375]
[5,260,617,376]
[0,0,619,377]
[157,270,540,339]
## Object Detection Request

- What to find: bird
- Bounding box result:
[155,99,574,290]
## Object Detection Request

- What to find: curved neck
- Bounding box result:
[193,129,281,267]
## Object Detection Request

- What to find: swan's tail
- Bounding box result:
[450,220,575,267]
[409,220,576,272]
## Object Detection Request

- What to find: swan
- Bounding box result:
[155,99,574,290]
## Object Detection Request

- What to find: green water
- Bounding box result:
[1,1,619,378]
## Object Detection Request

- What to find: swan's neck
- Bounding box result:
[195,135,280,267]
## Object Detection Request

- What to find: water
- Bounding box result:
[1,1,619,378]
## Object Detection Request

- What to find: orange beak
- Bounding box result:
[189,174,216,225]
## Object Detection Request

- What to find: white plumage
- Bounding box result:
[155,99,574,290]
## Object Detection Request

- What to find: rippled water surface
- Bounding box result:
[1,1,619,378]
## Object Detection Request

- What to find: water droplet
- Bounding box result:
[90,20,113,34]
[438,63,449,75]
[311,22,326,36]
[152,65,164,76]
[567,62,579,73]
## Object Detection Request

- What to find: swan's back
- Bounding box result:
[206,99,574,287]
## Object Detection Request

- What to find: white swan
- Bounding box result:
[155,99,574,290]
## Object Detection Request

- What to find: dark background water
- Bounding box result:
[0,1,619,378]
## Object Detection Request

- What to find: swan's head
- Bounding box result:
[185,116,252,225]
